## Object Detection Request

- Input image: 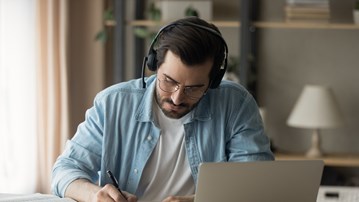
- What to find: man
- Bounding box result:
[52,17,274,202]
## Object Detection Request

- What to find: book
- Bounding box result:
[284,0,330,23]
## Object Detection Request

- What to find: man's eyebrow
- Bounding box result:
[163,73,206,88]
[163,74,178,83]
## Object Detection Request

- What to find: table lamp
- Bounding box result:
[287,85,344,158]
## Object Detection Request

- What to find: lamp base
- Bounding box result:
[305,129,323,158]
[306,146,322,158]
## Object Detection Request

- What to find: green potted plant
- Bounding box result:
[95,8,114,43]
[134,4,200,42]
[133,2,161,41]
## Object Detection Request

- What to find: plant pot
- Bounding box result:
[353,10,359,24]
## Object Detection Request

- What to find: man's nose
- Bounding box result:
[171,88,186,105]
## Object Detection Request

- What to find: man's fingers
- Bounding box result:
[123,191,138,202]
[100,184,128,202]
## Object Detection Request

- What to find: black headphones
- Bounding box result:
[141,19,228,89]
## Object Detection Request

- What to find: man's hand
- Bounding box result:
[65,179,137,202]
[93,184,138,202]
[162,195,194,202]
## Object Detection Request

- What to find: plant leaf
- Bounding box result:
[95,30,107,43]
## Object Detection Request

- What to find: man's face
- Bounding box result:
[155,50,213,119]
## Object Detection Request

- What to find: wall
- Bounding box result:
[68,0,105,136]
[257,0,359,154]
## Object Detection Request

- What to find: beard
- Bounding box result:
[155,89,198,119]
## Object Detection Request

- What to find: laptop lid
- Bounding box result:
[194,160,324,202]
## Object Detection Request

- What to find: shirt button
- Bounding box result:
[147,136,152,141]
[134,169,138,174]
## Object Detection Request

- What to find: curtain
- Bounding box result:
[35,0,70,194]
[0,0,37,194]
[1,0,101,194]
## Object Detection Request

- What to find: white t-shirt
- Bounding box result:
[136,101,195,201]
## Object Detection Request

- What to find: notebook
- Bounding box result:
[194,160,324,202]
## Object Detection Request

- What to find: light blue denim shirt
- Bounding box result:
[51,75,274,197]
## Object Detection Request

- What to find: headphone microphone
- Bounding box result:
[141,56,148,88]
[141,19,228,89]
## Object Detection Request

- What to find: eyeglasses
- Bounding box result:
[157,77,206,100]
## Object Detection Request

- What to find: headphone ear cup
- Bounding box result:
[147,51,158,71]
[210,68,226,88]
[210,56,227,88]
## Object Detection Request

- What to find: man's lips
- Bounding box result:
[164,100,187,111]
[169,104,183,111]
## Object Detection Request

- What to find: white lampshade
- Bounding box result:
[287,85,344,158]
[287,85,344,129]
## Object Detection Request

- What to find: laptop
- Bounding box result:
[194,160,324,202]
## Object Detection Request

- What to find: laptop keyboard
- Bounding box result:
[317,186,359,202]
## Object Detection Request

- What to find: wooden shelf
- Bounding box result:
[275,153,359,167]
[107,20,359,30]
[106,20,241,28]
[254,21,359,30]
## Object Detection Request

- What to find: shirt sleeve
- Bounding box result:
[51,97,104,197]
[226,89,274,162]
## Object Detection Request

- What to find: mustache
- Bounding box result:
[163,98,189,108]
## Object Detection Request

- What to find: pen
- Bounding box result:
[106,170,126,199]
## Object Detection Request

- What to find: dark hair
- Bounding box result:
[155,17,226,81]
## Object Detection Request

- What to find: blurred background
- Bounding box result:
[0,0,358,195]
